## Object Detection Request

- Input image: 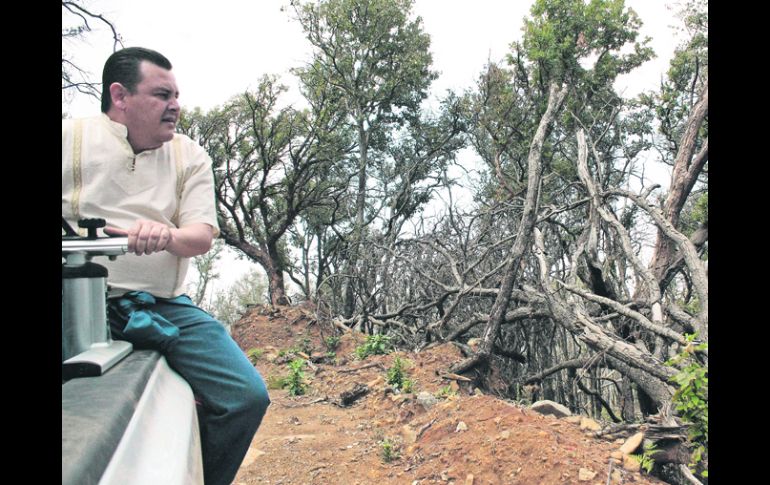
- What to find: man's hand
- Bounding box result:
[104,220,172,256]
[104,221,213,258]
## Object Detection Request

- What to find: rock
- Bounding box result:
[499,430,510,439]
[465,474,475,485]
[473,388,484,396]
[578,468,597,481]
[240,448,266,468]
[530,400,572,418]
[456,421,468,432]
[417,391,438,410]
[579,417,602,432]
[622,454,641,472]
[565,416,582,424]
[610,451,624,461]
[619,432,645,455]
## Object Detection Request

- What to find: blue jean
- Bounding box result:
[107,292,270,485]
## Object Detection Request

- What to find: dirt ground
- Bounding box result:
[230,304,666,485]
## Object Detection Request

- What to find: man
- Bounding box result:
[62,47,270,485]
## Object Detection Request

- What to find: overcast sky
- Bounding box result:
[64,0,683,116]
[63,0,685,298]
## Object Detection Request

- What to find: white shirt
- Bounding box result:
[62,114,220,298]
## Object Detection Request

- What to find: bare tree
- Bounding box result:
[61,1,123,104]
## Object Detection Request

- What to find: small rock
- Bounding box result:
[456,421,468,432]
[578,468,597,481]
[465,474,475,485]
[622,454,641,472]
[500,430,511,439]
[417,391,438,410]
[473,388,484,396]
[441,471,450,481]
[619,432,645,455]
[579,417,602,432]
[538,431,549,437]
[531,400,572,418]
[610,451,624,461]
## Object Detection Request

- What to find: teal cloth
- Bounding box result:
[110,291,184,351]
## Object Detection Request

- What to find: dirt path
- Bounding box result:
[231,305,666,485]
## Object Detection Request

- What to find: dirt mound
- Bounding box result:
[231,304,666,485]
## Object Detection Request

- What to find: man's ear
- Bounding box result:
[109,83,130,111]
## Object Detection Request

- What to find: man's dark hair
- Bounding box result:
[101,47,173,113]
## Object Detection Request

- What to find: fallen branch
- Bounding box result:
[337,362,385,374]
[416,418,438,441]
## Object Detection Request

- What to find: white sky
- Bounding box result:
[63,0,685,297]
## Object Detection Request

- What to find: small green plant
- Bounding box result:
[436,385,457,399]
[286,358,308,396]
[400,378,415,394]
[631,442,659,474]
[666,333,708,479]
[246,347,264,365]
[324,335,341,350]
[386,356,412,391]
[379,438,400,463]
[355,334,392,359]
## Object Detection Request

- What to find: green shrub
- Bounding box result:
[379,438,400,463]
[630,442,659,474]
[325,335,341,350]
[286,358,308,396]
[386,356,412,391]
[355,334,392,359]
[666,334,708,479]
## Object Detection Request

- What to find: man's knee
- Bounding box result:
[239,376,270,420]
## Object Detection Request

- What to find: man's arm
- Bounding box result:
[104,221,213,258]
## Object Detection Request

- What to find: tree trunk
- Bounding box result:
[342,120,370,318]
[266,241,289,306]
[220,227,289,306]
[648,82,708,291]
[450,82,568,374]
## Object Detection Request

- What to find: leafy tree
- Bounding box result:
[291,0,438,317]
[181,75,350,305]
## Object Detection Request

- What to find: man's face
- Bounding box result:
[122,61,180,152]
